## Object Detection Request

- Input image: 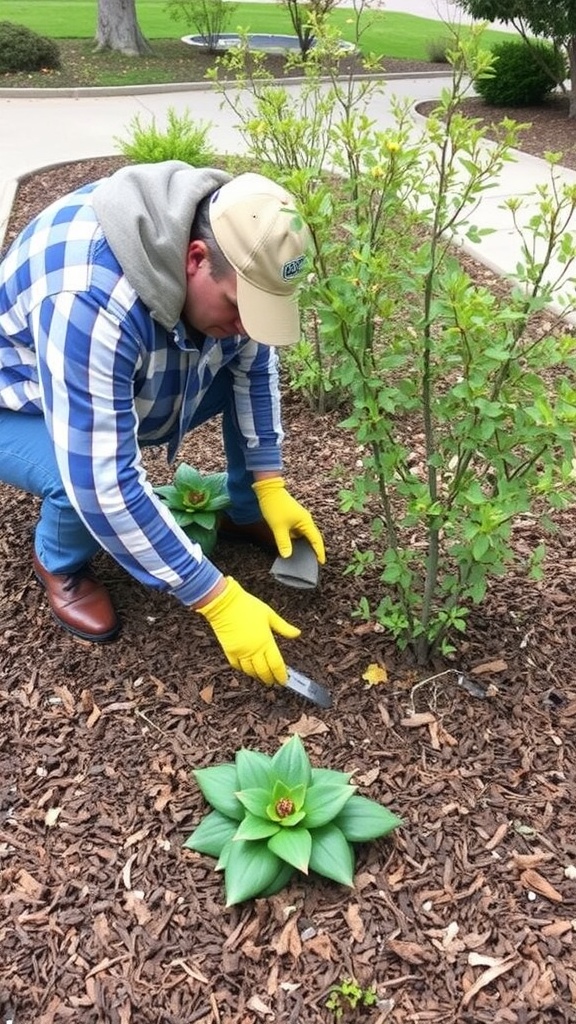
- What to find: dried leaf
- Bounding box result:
[287,714,329,737]
[362,662,388,687]
[246,995,274,1017]
[305,933,334,960]
[344,904,365,942]
[400,712,436,728]
[199,684,214,704]
[541,920,573,938]
[520,869,563,903]
[470,659,508,675]
[53,685,75,715]
[509,850,554,871]
[386,938,434,964]
[484,822,508,850]
[272,916,302,958]
[461,956,518,1008]
[356,767,380,786]
[15,868,43,900]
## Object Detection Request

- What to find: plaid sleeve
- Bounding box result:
[229,338,284,471]
[32,290,221,606]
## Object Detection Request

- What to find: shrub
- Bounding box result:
[426,35,452,64]
[114,106,215,165]
[164,0,237,52]
[0,21,61,73]
[475,39,567,106]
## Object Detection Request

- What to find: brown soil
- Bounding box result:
[2,89,576,1024]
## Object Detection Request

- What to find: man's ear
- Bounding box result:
[186,240,208,277]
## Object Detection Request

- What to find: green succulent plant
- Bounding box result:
[184,734,402,906]
[154,463,230,555]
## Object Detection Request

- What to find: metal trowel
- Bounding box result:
[284,666,333,709]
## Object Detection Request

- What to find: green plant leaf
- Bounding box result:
[191,510,217,530]
[268,825,312,873]
[311,767,354,786]
[235,749,273,791]
[183,809,238,857]
[215,838,233,871]
[174,463,204,491]
[333,795,403,842]
[224,839,284,906]
[309,824,355,887]
[154,484,181,505]
[270,734,312,789]
[234,814,280,842]
[203,471,229,495]
[193,763,244,821]
[258,861,295,898]
[235,787,271,818]
[303,782,356,829]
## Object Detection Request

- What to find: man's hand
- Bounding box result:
[252,477,325,562]
[195,576,300,685]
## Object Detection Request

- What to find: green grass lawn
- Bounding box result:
[2,1,511,60]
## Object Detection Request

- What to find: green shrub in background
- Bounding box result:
[0,20,61,72]
[426,35,452,63]
[475,38,567,106]
[114,106,215,165]
[164,0,238,52]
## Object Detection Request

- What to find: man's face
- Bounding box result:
[183,240,246,338]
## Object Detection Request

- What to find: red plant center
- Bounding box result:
[275,798,295,818]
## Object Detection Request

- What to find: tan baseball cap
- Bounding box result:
[208,173,311,346]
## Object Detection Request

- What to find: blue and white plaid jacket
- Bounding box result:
[0,182,284,605]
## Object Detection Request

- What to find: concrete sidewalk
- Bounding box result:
[1,74,575,320]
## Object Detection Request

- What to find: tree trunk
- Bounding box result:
[568,36,576,118]
[94,0,153,56]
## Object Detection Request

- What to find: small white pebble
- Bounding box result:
[564,865,576,880]
[527,891,537,901]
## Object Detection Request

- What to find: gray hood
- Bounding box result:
[92,161,231,329]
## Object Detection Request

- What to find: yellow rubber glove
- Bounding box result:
[196,576,300,686]
[252,477,326,563]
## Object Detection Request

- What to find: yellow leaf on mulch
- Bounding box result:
[362,662,388,686]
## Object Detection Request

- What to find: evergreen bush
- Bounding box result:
[475,39,567,106]
[0,21,61,73]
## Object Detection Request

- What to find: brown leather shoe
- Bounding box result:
[217,512,278,555]
[33,553,120,642]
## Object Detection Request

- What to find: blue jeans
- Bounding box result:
[0,369,261,573]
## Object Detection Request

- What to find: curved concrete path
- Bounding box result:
[1,68,575,320]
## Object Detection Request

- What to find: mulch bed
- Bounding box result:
[1,155,576,1024]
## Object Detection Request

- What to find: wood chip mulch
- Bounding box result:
[1,154,576,1024]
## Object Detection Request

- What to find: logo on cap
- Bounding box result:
[282,255,306,281]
